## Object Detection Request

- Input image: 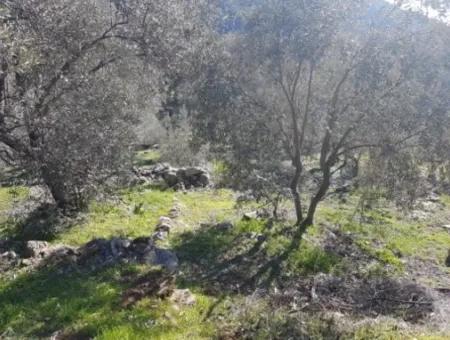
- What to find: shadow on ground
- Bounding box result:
[1,203,78,241]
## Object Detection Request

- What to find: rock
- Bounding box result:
[170,289,196,306]
[446,249,450,267]
[410,210,429,221]
[1,250,18,260]
[184,167,206,177]
[110,238,131,257]
[152,163,170,174]
[243,211,258,220]
[43,246,78,267]
[130,237,153,255]
[197,173,210,187]
[215,221,234,231]
[426,193,440,203]
[158,216,173,226]
[169,207,180,219]
[143,247,179,271]
[0,251,19,271]
[156,223,171,233]
[24,241,49,258]
[152,230,169,241]
[237,193,255,202]
[79,238,109,257]
[20,258,34,267]
[162,169,179,187]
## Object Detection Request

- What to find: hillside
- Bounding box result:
[1,151,450,339]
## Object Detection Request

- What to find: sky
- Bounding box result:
[384,0,450,25]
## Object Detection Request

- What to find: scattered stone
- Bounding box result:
[134,163,210,189]
[110,237,130,257]
[158,216,173,226]
[243,211,258,220]
[156,223,171,233]
[169,207,180,219]
[24,240,49,258]
[1,250,18,260]
[170,289,196,306]
[143,247,179,271]
[214,221,234,231]
[410,210,429,221]
[152,230,169,241]
[0,251,19,271]
[426,193,440,203]
[20,258,33,267]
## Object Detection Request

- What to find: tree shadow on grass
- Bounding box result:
[170,222,435,325]
[0,203,78,241]
[0,167,35,187]
[171,221,272,296]
[0,265,125,338]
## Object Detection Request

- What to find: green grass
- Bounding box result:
[55,188,236,246]
[0,186,30,237]
[134,149,161,166]
[2,184,450,338]
[316,194,450,271]
[0,265,217,339]
[0,186,29,216]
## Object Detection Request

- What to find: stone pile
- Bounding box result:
[0,236,179,273]
[134,163,210,189]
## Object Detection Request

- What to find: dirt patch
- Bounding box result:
[121,268,176,308]
[272,274,434,322]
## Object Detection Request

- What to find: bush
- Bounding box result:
[158,122,210,167]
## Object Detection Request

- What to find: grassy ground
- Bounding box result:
[1,179,450,338]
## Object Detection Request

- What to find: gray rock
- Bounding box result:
[24,241,49,258]
[158,216,173,226]
[169,207,180,219]
[156,223,171,233]
[170,289,196,306]
[110,238,131,257]
[21,258,34,267]
[162,170,179,187]
[185,167,206,177]
[215,221,234,231]
[1,250,18,260]
[197,173,210,187]
[143,247,179,271]
[152,230,169,241]
[243,211,258,220]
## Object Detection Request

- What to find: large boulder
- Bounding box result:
[161,168,179,187]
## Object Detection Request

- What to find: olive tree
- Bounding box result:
[0,0,215,208]
[191,0,435,248]
[0,0,137,208]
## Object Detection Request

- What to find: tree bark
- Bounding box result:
[41,166,68,208]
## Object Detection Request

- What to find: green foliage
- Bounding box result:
[235,219,265,234]
[134,149,161,166]
[288,244,339,275]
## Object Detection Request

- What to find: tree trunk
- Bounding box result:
[41,166,68,208]
[291,161,303,225]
